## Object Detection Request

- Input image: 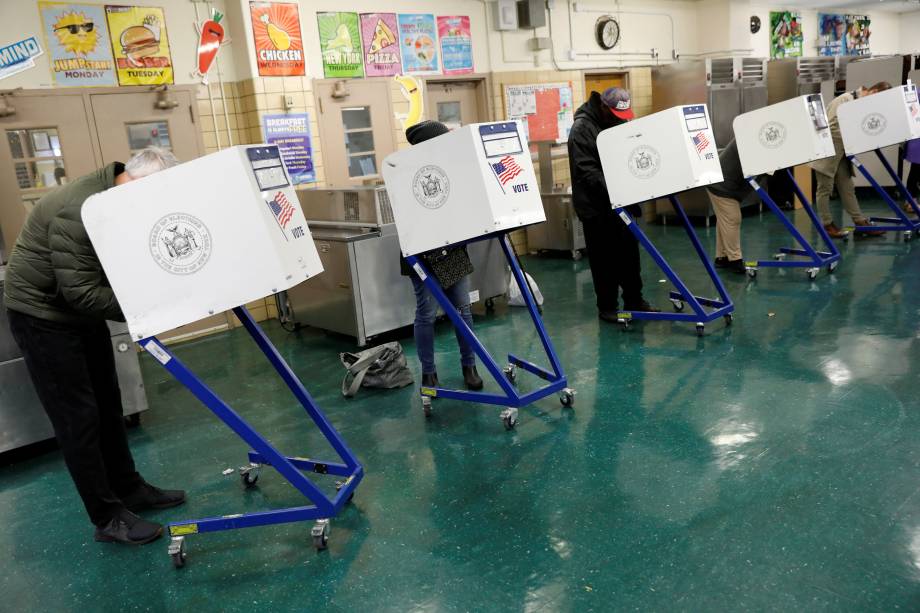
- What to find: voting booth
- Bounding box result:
[83,145,364,567]
[733,95,841,280]
[382,122,573,429]
[837,83,920,238]
[597,105,734,335]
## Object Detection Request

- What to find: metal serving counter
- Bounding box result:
[0,266,149,453]
[286,187,508,347]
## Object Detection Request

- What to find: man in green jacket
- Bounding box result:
[4,147,184,546]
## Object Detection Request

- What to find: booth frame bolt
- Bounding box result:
[208,310,214,315]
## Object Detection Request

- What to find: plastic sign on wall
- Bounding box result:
[438,16,473,75]
[0,36,44,81]
[250,2,305,77]
[262,113,315,184]
[317,12,363,78]
[360,13,401,77]
[39,2,117,86]
[105,5,173,85]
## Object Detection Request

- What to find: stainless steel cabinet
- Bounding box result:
[526,193,584,259]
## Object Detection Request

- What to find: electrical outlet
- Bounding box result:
[283,94,294,110]
[568,48,578,61]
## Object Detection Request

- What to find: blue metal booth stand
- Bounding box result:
[406,232,575,430]
[848,150,920,240]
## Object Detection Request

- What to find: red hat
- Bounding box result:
[601,87,634,120]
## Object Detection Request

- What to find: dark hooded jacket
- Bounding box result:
[3,163,124,324]
[567,91,627,221]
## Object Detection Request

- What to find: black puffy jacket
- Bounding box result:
[567,91,628,221]
[3,163,124,324]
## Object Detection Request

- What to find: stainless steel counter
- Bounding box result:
[0,265,149,453]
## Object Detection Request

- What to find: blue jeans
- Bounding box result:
[410,274,476,375]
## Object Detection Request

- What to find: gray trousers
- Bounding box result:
[815,157,865,225]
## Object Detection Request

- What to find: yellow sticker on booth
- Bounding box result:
[169,524,198,536]
[105,5,174,85]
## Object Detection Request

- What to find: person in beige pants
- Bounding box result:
[811,82,891,238]
[706,139,750,274]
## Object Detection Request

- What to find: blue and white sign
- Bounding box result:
[0,36,44,80]
[261,113,316,185]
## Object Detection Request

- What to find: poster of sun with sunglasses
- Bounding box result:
[39,2,117,86]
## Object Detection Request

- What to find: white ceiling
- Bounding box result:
[759,0,920,12]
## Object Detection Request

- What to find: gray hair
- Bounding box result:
[124,146,180,179]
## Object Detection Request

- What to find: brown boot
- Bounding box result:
[853,218,885,237]
[823,222,848,239]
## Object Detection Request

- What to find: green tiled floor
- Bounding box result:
[4,200,920,610]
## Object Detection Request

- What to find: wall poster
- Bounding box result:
[249,2,305,77]
[317,11,364,78]
[769,11,803,59]
[360,13,401,77]
[504,82,574,143]
[845,15,871,56]
[39,2,117,86]
[104,5,173,85]
[818,13,846,57]
[397,13,439,75]
[437,15,472,75]
[262,113,315,184]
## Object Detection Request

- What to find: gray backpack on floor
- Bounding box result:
[340,341,414,398]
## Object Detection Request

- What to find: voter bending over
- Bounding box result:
[3,147,185,546]
[568,87,657,323]
[400,120,483,392]
[811,82,892,239]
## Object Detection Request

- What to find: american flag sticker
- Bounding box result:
[490,155,523,189]
[269,191,296,228]
[691,131,711,155]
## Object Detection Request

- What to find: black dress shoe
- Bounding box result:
[462,365,483,390]
[421,372,440,388]
[623,300,660,313]
[94,508,162,545]
[122,482,186,512]
[726,259,747,274]
[598,310,620,323]
[714,257,728,268]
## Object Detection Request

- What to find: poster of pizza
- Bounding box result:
[104,5,173,85]
[249,2,305,77]
[437,16,473,75]
[397,13,439,75]
[317,12,363,78]
[39,2,117,86]
[360,13,400,77]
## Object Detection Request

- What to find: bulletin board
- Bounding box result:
[503,82,574,143]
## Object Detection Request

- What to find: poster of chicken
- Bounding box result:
[360,13,400,77]
[249,2,305,77]
[39,2,117,86]
[317,12,363,78]
[104,5,173,85]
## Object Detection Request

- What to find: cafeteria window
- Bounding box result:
[126,121,172,155]
[342,106,377,178]
[6,128,67,210]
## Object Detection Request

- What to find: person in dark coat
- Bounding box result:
[568,87,657,322]
[400,120,483,392]
[4,147,186,546]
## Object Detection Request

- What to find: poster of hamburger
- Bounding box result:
[105,5,173,85]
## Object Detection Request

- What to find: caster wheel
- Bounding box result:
[560,388,576,408]
[312,520,330,551]
[773,253,786,261]
[695,323,705,337]
[503,364,517,384]
[168,537,186,569]
[746,267,757,279]
[724,313,733,326]
[828,261,838,273]
[807,268,818,281]
[572,250,582,261]
[123,413,140,429]
[485,298,495,311]
[904,231,913,242]
[240,463,261,488]
[421,396,432,418]
[670,298,684,312]
[501,407,518,430]
[617,318,630,331]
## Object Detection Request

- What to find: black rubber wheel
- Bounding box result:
[241,471,259,488]
[171,552,186,568]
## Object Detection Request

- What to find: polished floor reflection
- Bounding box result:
[3,199,920,610]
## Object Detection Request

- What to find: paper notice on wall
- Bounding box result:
[504,82,575,143]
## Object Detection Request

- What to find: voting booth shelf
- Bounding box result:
[83,145,364,568]
[597,105,734,336]
[382,122,574,430]
[838,83,920,238]
[733,95,842,281]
